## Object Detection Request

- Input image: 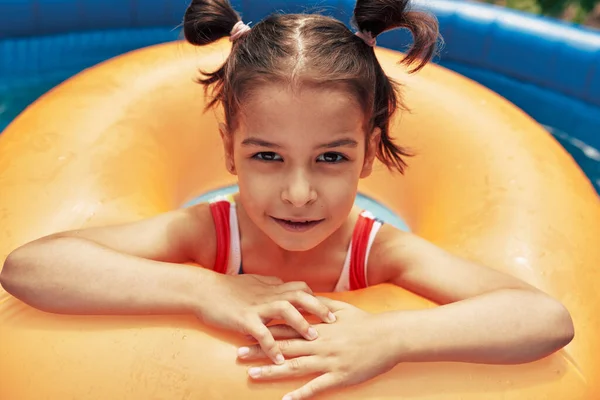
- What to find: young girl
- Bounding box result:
[0,0,574,399]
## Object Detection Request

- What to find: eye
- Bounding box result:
[317,152,347,163]
[253,152,283,162]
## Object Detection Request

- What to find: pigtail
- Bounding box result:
[352,0,439,173]
[353,0,439,72]
[183,0,241,45]
[372,67,412,173]
[183,0,244,112]
[397,10,440,72]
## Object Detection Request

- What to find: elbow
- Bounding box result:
[549,300,575,350]
[509,291,575,364]
[1,249,22,295]
[531,294,574,359]
[0,245,39,300]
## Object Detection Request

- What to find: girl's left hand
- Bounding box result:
[236,298,400,400]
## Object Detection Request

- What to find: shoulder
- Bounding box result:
[36,201,219,267]
[365,223,423,286]
[182,201,218,270]
[365,222,542,304]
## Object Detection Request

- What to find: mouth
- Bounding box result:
[270,217,325,232]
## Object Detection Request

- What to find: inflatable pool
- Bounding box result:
[1,0,600,399]
[1,32,600,399]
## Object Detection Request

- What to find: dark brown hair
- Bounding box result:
[183,0,439,173]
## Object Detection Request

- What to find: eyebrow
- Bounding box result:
[241,137,359,149]
[241,138,281,148]
[318,138,358,149]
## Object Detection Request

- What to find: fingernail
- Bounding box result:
[328,311,336,322]
[307,327,318,340]
[275,354,285,364]
[282,395,293,400]
[248,367,261,378]
[237,347,250,357]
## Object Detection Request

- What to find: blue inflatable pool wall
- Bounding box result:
[1,0,599,149]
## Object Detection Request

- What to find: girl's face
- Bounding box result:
[222,83,378,252]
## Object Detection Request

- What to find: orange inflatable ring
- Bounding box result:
[1,40,599,399]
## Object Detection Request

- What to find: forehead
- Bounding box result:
[236,83,366,142]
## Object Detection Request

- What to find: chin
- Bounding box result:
[273,238,323,252]
[265,221,332,252]
[273,236,322,252]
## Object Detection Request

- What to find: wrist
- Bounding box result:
[184,267,220,315]
[376,310,422,364]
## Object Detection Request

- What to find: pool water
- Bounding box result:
[0,76,69,132]
[544,125,600,194]
[2,80,599,197]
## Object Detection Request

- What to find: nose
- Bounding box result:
[281,168,317,207]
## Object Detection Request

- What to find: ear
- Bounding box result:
[219,123,237,175]
[360,127,381,179]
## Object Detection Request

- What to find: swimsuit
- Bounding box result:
[208,194,383,291]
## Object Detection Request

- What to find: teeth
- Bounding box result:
[277,218,319,224]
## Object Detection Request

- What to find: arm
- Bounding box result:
[369,226,574,365]
[230,227,574,400]
[381,288,573,364]
[0,204,337,365]
[0,205,217,315]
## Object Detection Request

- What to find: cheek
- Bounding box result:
[236,162,274,215]
[318,169,360,209]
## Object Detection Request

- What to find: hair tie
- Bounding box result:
[230,20,251,42]
[355,31,377,47]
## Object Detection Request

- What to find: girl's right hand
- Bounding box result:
[194,272,337,365]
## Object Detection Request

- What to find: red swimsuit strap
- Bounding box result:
[209,200,231,274]
[349,212,377,291]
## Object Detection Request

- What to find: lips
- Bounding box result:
[271,216,325,232]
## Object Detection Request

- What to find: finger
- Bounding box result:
[262,301,319,341]
[246,356,323,381]
[268,324,304,340]
[314,296,350,312]
[281,373,341,400]
[253,275,284,285]
[282,292,336,323]
[238,338,313,360]
[245,324,304,342]
[275,281,313,295]
[243,318,284,365]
